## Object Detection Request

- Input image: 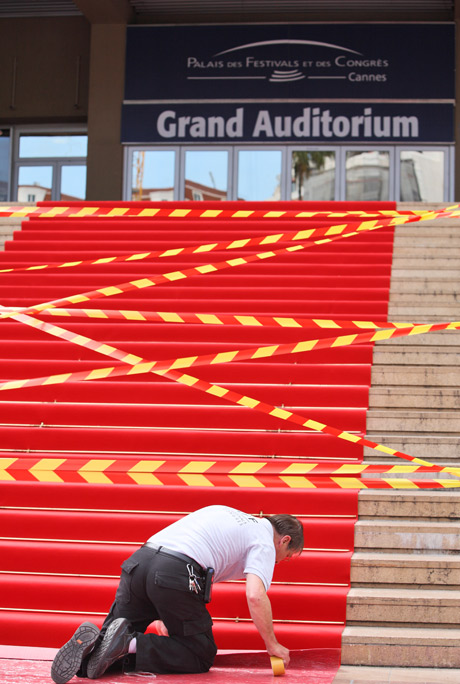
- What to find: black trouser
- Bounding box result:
[97,545,217,675]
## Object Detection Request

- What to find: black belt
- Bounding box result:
[145,542,204,573]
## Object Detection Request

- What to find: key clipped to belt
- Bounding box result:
[187,564,202,594]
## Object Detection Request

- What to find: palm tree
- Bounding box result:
[292,151,334,201]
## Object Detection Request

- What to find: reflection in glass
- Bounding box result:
[0,130,10,201]
[17,166,53,202]
[185,151,228,201]
[237,150,282,201]
[61,165,86,200]
[291,151,335,201]
[131,150,175,201]
[400,151,444,202]
[345,151,389,201]
[19,135,87,158]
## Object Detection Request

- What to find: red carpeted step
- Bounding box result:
[0,382,369,406]
[0,340,374,362]
[1,609,344,650]
[0,249,394,264]
[0,259,392,276]
[0,402,367,432]
[0,482,359,516]
[0,298,391,317]
[0,574,347,626]
[0,361,371,385]
[0,426,364,459]
[0,539,352,585]
[0,285,390,301]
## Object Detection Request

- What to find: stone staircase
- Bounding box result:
[342,204,460,667]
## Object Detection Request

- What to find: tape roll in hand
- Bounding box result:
[270,656,285,676]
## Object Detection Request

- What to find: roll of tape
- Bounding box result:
[270,656,285,676]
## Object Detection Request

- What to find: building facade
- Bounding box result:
[0,0,458,203]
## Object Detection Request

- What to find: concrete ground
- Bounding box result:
[333,665,460,684]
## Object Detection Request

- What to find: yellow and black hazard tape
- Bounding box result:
[4,308,460,480]
[1,455,459,489]
[0,203,458,276]
[0,204,435,220]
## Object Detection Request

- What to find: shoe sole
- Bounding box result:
[87,617,130,679]
[51,621,100,684]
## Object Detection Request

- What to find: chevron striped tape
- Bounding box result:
[0,456,459,488]
[0,205,433,220]
[0,203,458,276]
[4,308,460,478]
[8,306,459,333]
[1,456,457,480]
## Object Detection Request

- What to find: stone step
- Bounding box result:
[372,347,460,364]
[354,520,460,553]
[395,227,460,239]
[346,587,460,627]
[392,258,460,270]
[374,332,460,346]
[388,304,460,316]
[371,365,460,386]
[367,409,460,433]
[350,552,460,588]
[341,626,460,667]
[357,490,460,520]
[391,293,460,305]
[390,283,460,295]
[393,248,460,258]
[369,387,460,409]
[363,435,460,463]
[391,269,460,279]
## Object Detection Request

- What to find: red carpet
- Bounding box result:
[0,201,395,665]
[0,649,341,684]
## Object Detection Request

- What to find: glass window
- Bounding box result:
[237,150,282,201]
[291,150,336,201]
[0,129,10,201]
[19,135,87,159]
[17,166,53,202]
[61,165,86,200]
[131,150,175,201]
[184,150,228,201]
[345,150,390,201]
[400,150,444,202]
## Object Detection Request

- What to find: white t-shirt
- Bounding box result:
[148,505,276,591]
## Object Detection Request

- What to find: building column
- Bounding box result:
[86,23,126,200]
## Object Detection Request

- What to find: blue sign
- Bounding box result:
[124,24,455,101]
[122,102,454,144]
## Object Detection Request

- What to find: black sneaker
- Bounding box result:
[86,617,135,679]
[51,621,100,684]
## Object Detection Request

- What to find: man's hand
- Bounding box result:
[268,643,290,668]
[245,573,290,668]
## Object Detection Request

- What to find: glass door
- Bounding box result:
[181,149,230,200]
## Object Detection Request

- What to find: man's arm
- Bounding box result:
[245,572,290,667]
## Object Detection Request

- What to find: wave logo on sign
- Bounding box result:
[269,69,306,83]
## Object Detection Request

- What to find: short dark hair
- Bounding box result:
[264,514,304,552]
